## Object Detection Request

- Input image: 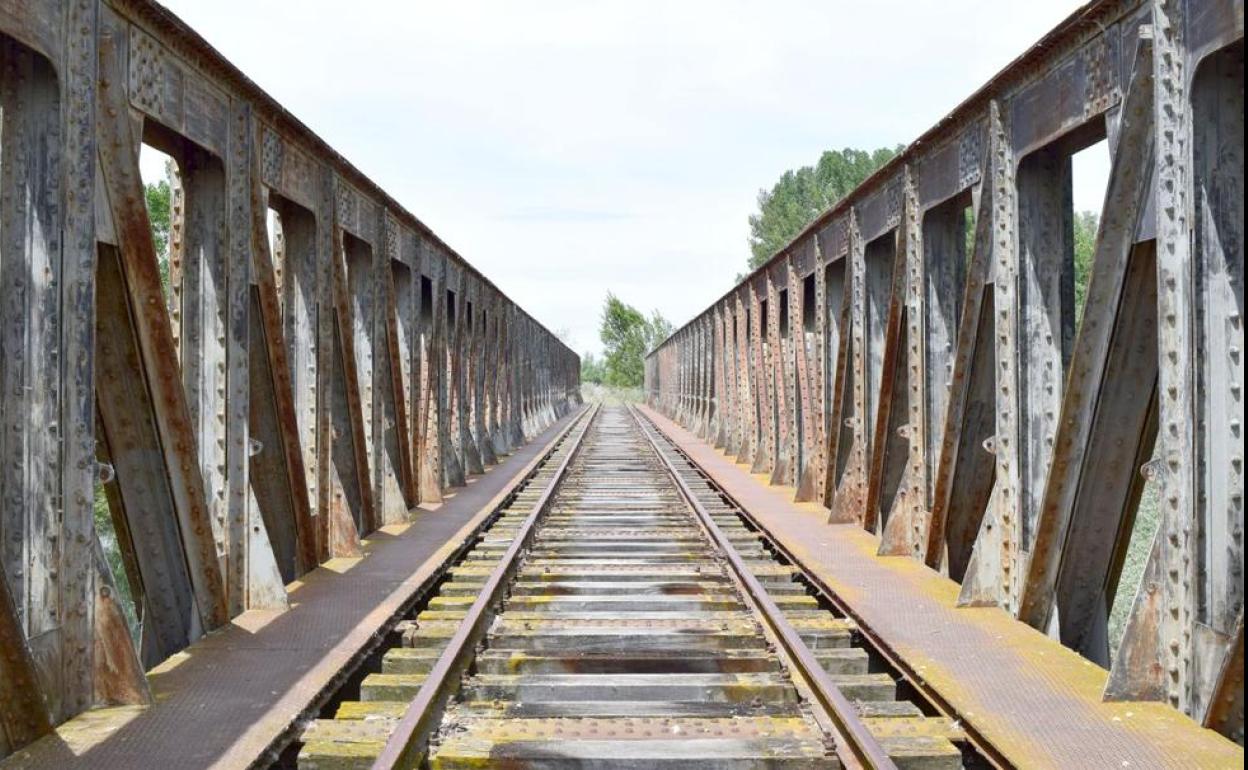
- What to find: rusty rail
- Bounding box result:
[637,405,1012,768]
[631,406,899,770]
[299,404,966,766]
[371,403,598,769]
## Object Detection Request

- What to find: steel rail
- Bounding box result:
[629,406,898,770]
[371,403,598,770]
[636,406,1009,769]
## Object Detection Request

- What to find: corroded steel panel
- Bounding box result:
[0,0,578,753]
[646,0,1244,740]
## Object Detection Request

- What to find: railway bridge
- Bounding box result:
[0,0,1242,767]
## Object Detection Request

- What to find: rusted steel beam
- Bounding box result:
[224,99,256,613]
[472,291,497,468]
[748,280,768,472]
[1,27,72,726]
[864,193,909,537]
[329,223,378,536]
[457,275,484,477]
[0,558,53,752]
[90,541,150,707]
[726,301,739,449]
[876,167,930,556]
[1105,1,1244,719]
[829,213,870,524]
[54,0,105,722]
[733,292,752,462]
[817,250,847,508]
[773,258,797,487]
[248,119,319,576]
[711,303,729,448]
[821,253,852,511]
[766,266,786,483]
[316,174,362,559]
[381,217,417,509]
[699,316,709,437]
[97,7,230,631]
[634,406,898,770]
[797,239,825,502]
[923,162,997,580]
[1204,613,1244,743]
[490,297,502,453]
[952,98,1025,613]
[695,317,708,439]
[367,214,406,525]
[1018,31,1156,651]
[444,265,468,485]
[418,243,447,502]
[95,243,206,664]
[488,294,513,459]
[793,246,817,501]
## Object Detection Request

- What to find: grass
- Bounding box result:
[1106,475,1162,663]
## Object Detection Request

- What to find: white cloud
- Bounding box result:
[159,0,1094,355]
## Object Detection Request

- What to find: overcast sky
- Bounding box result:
[150,0,1106,356]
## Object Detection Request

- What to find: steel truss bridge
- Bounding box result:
[0,0,1242,767]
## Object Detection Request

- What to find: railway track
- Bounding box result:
[296,406,970,769]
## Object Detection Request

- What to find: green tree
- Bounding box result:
[647,311,674,350]
[747,145,902,272]
[581,352,606,384]
[1073,210,1098,324]
[146,179,171,256]
[599,293,672,388]
[145,161,174,295]
[600,294,648,387]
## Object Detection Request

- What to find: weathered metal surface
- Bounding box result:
[1018,32,1158,663]
[1,0,1241,759]
[1,29,70,729]
[647,0,1244,741]
[248,119,319,579]
[0,556,52,754]
[98,4,231,632]
[0,0,578,755]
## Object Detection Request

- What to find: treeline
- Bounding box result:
[746,145,1100,314]
[746,146,902,273]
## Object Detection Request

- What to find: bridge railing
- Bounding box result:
[646,0,1243,741]
[0,0,578,753]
